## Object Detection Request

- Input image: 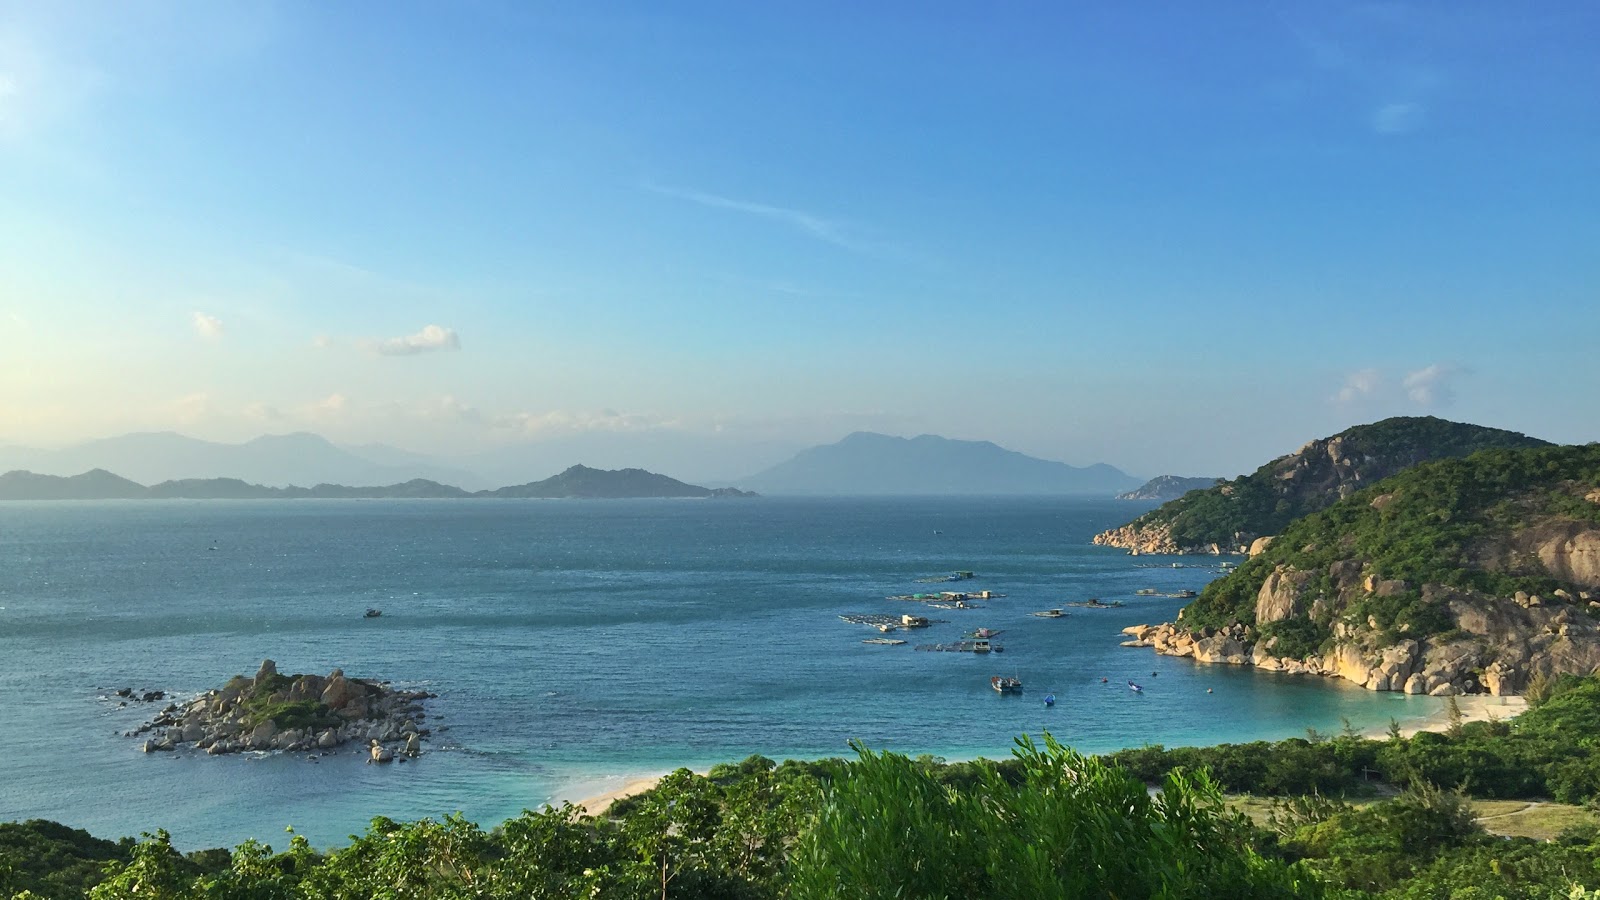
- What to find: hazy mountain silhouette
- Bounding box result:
[0,432,478,488]
[737,432,1140,495]
[0,467,751,501]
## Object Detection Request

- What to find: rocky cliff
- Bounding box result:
[1093,417,1549,555]
[1122,443,1600,697]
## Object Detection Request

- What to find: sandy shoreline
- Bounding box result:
[569,696,1531,814]
[1367,694,1527,739]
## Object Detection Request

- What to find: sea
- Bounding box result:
[0,497,1441,850]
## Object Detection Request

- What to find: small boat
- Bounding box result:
[1029,609,1065,618]
[965,627,1003,639]
[1127,681,1143,693]
[364,608,382,618]
[862,638,906,646]
[991,675,1022,694]
[1043,694,1055,707]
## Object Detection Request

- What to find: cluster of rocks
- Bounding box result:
[1121,578,1600,697]
[1091,520,1244,556]
[129,660,434,762]
[110,688,168,705]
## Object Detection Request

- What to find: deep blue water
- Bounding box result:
[0,497,1437,849]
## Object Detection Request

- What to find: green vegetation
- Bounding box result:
[1118,416,1549,550]
[10,677,1600,898]
[1181,442,1600,641]
[234,675,339,732]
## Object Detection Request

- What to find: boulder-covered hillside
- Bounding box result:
[1124,443,1600,697]
[1094,417,1550,554]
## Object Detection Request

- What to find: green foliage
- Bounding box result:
[0,820,131,899]
[88,831,197,900]
[1180,443,1600,635]
[1127,416,1549,550]
[790,734,1318,899]
[1283,784,1482,893]
[233,676,338,732]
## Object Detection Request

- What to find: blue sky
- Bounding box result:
[2,2,1596,478]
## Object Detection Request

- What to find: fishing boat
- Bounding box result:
[991,675,1022,694]
[965,627,1003,639]
[862,637,906,646]
[1029,609,1065,618]
[1043,694,1055,707]
[364,608,382,618]
[1127,680,1143,693]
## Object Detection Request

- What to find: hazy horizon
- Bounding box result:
[4,3,1597,478]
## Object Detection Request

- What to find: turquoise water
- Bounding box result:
[0,497,1437,850]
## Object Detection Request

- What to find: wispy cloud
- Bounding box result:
[367,324,460,357]
[1334,368,1384,404]
[646,183,873,252]
[1332,363,1466,409]
[1372,101,1424,135]
[1278,11,1444,136]
[1402,363,1463,406]
[191,311,224,340]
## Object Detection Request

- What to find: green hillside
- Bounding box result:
[1095,417,1551,554]
[1183,443,1600,656]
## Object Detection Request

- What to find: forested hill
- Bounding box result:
[1161,442,1600,697]
[1093,417,1550,555]
[484,464,754,498]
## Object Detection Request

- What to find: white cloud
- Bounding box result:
[1334,363,1466,409]
[368,324,460,356]
[191,311,224,340]
[170,392,212,423]
[310,393,347,417]
[310,333,332,350]
[1403,363,1463,406]
[1334,368,1384,404]
[1372,102,1424,135]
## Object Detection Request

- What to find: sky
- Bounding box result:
[2,1,1597,479]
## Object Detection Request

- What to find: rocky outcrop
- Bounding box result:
[1123,576,1600,697]
[1092,521,1238,556]
[1254,568,1313,625]
[126,660,434,758]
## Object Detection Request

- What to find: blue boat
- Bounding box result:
[1043,694,1055,707]
[1127,681,1143,693]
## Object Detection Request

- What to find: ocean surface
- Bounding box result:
[0,497,1441,850]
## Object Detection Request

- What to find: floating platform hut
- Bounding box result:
[915,638,1003,653]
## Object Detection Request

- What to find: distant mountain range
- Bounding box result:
[736,432,1140,495]
[0,465,754,501]
[2,429,1143,497]
[1116,475,1221,501]
[0,432,478,489]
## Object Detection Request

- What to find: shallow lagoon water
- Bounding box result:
[0,497,1438,849]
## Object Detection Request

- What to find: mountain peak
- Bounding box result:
[740,433,1137,496]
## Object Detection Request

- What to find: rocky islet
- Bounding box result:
[126,659,433,761]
